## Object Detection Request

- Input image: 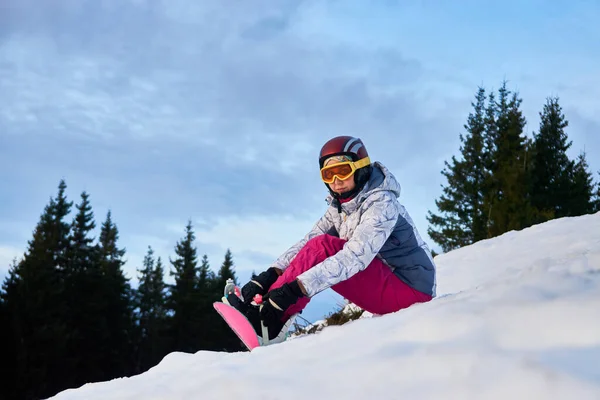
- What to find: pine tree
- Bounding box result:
[69,191,96,267]
[136,246,168,372]
[52,180,74,269]
[2,180,72,399]
[566,151,595,216]
[136,246,155,370]
[486,82,533,236]
[97,211,136,380]
[482,90,498,234]
[529,96,572,221]
[214,249,245,350]
[150,257,168,359]
[0,260,19,399]
[198,254,214,289]
[62,191,105,388]
[186,253,222,350]
[167,220,202,353]
[427,87,489,252]
[595,172,600,213]
[217,249,238,288]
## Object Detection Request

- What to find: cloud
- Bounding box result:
[0,0,471,251]
[0,0,463,173]
[193,213,316,260]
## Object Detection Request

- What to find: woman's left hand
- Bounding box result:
[260,280,305,326]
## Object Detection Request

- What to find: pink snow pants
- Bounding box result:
[268,234,432,320]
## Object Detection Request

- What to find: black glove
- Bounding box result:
[260,279,305,327]
[241,267,280,304]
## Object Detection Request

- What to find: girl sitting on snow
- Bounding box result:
[228,135,437,342]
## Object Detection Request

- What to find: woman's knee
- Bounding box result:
[305,234,346,256]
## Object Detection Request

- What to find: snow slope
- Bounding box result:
[51,213,600,400]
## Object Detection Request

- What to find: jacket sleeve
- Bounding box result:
[269,209,337,272]
[297,193,400,297]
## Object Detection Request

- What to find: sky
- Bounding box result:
[49,212,600,399]
[1,0,599,321]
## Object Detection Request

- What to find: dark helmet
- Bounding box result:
[319,136,369,168]
[319,136,373,198]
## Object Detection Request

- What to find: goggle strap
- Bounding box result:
[321,156,371,171]
[353,157,371,169]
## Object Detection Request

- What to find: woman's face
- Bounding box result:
[324,158,357,195]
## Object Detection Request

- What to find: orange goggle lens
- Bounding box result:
[321,163,354,183]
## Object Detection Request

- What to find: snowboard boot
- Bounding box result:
[222,290,248,314]
[244,304,297,345]
[221,279,296,346]
[222,279,250,314]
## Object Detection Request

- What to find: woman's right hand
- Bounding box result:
[241,267,280,304]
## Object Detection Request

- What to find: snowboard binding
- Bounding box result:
[221,279,272,345]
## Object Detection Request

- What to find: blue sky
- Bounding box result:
[1,0,599,321]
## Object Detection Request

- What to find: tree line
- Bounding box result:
[0,180,244,400]
[428,81,600,252]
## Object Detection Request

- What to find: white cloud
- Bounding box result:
[0,0,457,175]
[189,212,320,276]
[195,213,315,256]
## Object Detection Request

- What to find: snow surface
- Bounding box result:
[51,213,600,400]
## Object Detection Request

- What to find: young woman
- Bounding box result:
[228,135,437,342]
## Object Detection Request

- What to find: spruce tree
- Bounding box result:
[529,96,572,221]
[2,180,72,399]
[52,180,74,269]
[481,90,498,235]
[69,192,96,266]
[198,254,214,289]
[486,82,532,236]
[427,87,489,252]
[0,261,19,399]
[62,191,105,388]
[595,172,600,213]
[566,151,595,216]
[167,220,202,353]
[215,249,245,350]
[97,211,135,380]
[217,248,238,288]
[136,246,168,372]
[136,246,156,370]
[197,253,217,347]
[150,257,168,359]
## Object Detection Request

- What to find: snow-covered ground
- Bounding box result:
[51,213,600,400]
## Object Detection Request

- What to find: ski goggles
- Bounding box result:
[320,157,371,184]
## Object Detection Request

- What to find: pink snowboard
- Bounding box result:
[213,302,261,351]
